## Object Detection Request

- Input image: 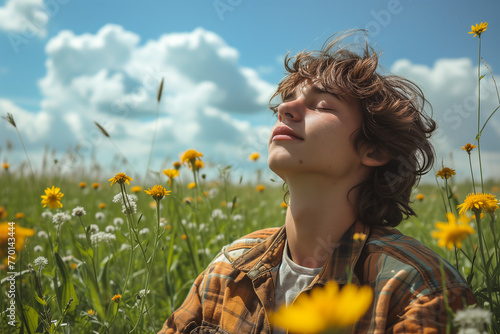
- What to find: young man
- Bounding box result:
[159,32,476,334]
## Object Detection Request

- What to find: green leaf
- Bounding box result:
[34,294,46,306]
[22,305,38,334]
[54,253,79,313]
[479,74,486,80]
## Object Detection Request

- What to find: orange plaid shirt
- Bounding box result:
[159,221,476,333]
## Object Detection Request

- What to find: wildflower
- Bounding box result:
[187,182,196,189]
[194,160,205,171]
[144,184,171,201]
[0,206,6,219]
[232,214,243,222]
[183,197,193,204]
[249,152,260,161]
[15,212,24,219]
[211,209,227,219]
[112,294,122,303]
[173,161,181,170]
[2,162,9,170]
[493,186,499,192]
[95,212,105,221]
[88,224,99,233]
[139,228,150,235]
[71,263,78,270]
[92,182,100,189]
[181,149,203,164]
[34,245,43,252]
[280,201,288,208]
[108,172,133,186]
[105,225,115,233]
[461,143,477,154]
[99,203,106,209]
[457,193,499,215]
[130,186,142,193]
[90,232,116,244]
[256,184,265,192]
[454,307,491,333]
[79,182,87,188]
[52,212,71,225]
[436,167,456,180]
[113,217,124,226]
[416,194,425,201]
[431,212,475,250]
[269,280,373,333]
[72,206,86,217]
[41,186,64,209]
[88,310,95,316]
[165,225,171,230]
[41,211,52,220]
[468,22,488,38]
[112,193,137,214]
[149,201,156,209]
[163,169,179,185]
[33,256,48,270]
[38,231,48,238]
[353,233,367,241]
[181,234,187,240]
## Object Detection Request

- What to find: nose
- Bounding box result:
[277,99,303,122]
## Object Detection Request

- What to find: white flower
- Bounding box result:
[187,222,196,229]
[232,214,243,222]
[120,243,131,251]
[211,209,226,219]
[41,211,53,220]
[159,217,167,226]
[454,307,491,334]
[105,225,115,233]
[95,212,105,221]
[77,233,86,239]
[226,202,234,209]
[90,232,116,245]
[113,193,137,214]
[207,188,218,198]
[113,217,124,226]
[52,212,71,225]
[34,245,43,253]
[89,224,99,233]
[37,231,48,238]
[138,289,150,298]
[139,228,150,235]
[72,206,86,217]
[33,256,48,269]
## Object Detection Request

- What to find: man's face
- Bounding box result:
[268,82,370,182]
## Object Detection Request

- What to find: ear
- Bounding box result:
[361,145,391,167]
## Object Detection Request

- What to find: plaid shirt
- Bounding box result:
[159,221,476,334]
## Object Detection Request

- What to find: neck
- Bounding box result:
[284,174,359,268]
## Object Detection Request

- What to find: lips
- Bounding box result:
[271,125,304,141]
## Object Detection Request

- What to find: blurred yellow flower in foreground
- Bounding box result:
[269,280,373,334]
[416,193,425,201]
[41,186,64,209]
[249,152,260,161]
[108,172,133,186]
[353,232,367,241]
[256,185,265,192]
[431,212,475,250]
[0,222,35,258]
[187,182,196,189]
[163,169,179,185]
[457,193,499,215]
[181,149,203,164]
[468,22,488,38]
[144,185,171,201]
[79,182,87,188]
[87,310,95,316]
[2,162,9,170]
[436,167,456,180]
[131,186,143,193]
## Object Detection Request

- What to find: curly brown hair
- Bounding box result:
[270,31,436,227]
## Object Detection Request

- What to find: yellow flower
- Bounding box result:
[111,294,122,303]
[249,152,260,161]
[431,212,475,250]
[0,222,35,258]
[144,184,171,201]
[353,232,367,241]
[71,263,78,270]
[181,234,187,240]
[280,201,288,209]
[87,309,95,316]
[41,186,64,209]
[269,280,373,333]
[173,161,182,170]
[92,182,100,189]
[194,160,205,171]
[181,149,203,164]
[416,194,425,201]
[79,182,87,188]
[108,172,133,186]
[492,186,499,192]
[256,185,265,192]
[15,213,24,219]
[436,167,456,180]
[163,169,179,185]
[131,186,143,193]
[0,206,6,220]
[187,182,196,189]
[461,143,477,154]
[469,22,488,38]
[99,203,106,209]
[457,192,499,215]
[2,162,10,170]
[183,197,193,204]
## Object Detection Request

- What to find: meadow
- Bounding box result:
[1,21,499,334]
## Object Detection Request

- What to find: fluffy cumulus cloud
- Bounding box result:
[1,24,275,179]
[392,58,500,181]
[0,0,50,38]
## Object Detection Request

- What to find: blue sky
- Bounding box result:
[1,0,499,183]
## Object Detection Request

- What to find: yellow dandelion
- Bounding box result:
[249,152,260,161]
[15,212,24,219]
[108,172,133,186]
[280,201,288,209]
[468,22,488,38]
[144,184,171,201]
[256,185,265,192]
[173,161,182,170]
[2,162,9,170]
[194,160,205,171]
[436,167,456,180]
[187,182,196,189]
[88,309,95,316]
[99,203,106,209]
[416,193,425,201]
[181,149,203,164]
[269,280,373,333]
[353,233,367,241]
[131,186,143,193]
[0,207,6,220]
[431,212,475,250]
[457,192,499,215]
[461,143,477,154]
[41,186,64,209]
[111,294,122,303]
[163,169,179,185]
[92,182,100,189]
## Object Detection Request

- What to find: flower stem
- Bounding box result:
[476,37,484,192]
[474,211,493,309]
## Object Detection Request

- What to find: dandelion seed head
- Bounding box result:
[89,224,99,233]
[139,228,150,235]
[113,217,124,226]
[72,206,86,217]
[33,256,48,269]
[41,211,53,220]
[52,212,71,225]
[95,212,105,221]
[105,225,115,233]
[90,232,116,244]
[34,245,43,252]
[38,230,48,238]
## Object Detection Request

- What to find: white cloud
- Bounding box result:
[0,0,48,37]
